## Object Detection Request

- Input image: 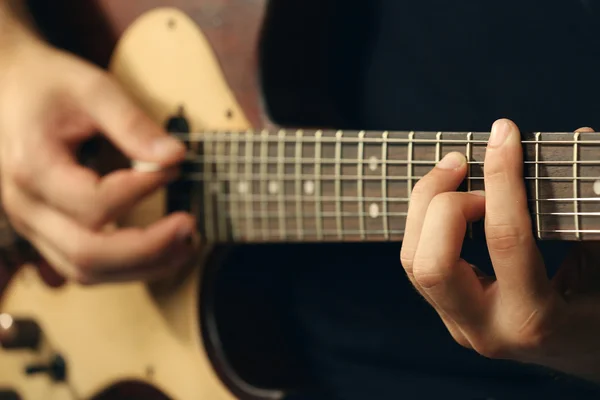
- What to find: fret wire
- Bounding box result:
[315,130,323,240]
[203,133,215,241]
[358,131,366,240]
[466,132,473,239]
[295,130,304,240]
[407,131,415,197]
[244,131,255,239]
[259,130,269,240]
[573,132,581,240]
[381,131,389,239]
[215,136,227,241]
[174,132,600,146]
[228,132,239,241]
[277,130,286,239]
[435,132,442,163]
[534,132,541,239]
[335,130,343,240]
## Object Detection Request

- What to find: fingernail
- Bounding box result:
[154,136,186,158]
[488,119,511,148]
[470,190,486,197]
[437,152,465,170]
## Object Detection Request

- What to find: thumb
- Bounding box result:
[74,67,186,166]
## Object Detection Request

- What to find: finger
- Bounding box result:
[483,119,550,303]
[400,152,470,345]
[413,191,488,330]
[400,151,467,275]
[27,155,179,228]
[31,232,194,285]
[15,189,196,277]
[88,241,197,284]
[72,67,186,166]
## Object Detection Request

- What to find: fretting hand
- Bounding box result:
[0,32,196,284]
[401,118,600,383]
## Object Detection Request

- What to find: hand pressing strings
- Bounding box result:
[401,119,600,383]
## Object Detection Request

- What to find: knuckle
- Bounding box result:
[399,246,414,271]
[84,208,111,230]
[65,241,95,273]
[510,309,557,353]
[119,107,149,137]
[412,257,451,289]
[6,151,36,188]
[473,340,508,359]
[511,330,551,353]
[72,270,99,286]
[1,187,27,232]
[409,179,434,200]
[429,192,458,213]
[483,155,507,180]
[79,70,111,98]
[485,222,526,252]
[450,331,472,350]
[1,186,20,217]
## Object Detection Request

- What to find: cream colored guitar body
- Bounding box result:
[0,8,275,400]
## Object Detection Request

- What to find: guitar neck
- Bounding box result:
[169,129,600,243]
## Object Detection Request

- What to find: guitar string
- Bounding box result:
[184,155,600,166]
[183,174,600,182]
[177,131,600,237]
[203,210,600,217]
[171,132,600,146]
[201,229,600,237]
[206,194,600,203]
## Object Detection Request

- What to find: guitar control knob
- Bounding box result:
[25,354,66,382]
[0,313,41,350]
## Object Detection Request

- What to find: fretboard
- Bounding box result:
[166,129,600,243]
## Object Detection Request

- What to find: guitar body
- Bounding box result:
[0,4,296,400]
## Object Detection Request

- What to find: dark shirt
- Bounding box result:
[233,1,600,399]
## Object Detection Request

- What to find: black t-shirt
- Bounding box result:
[25,1,600,399]
[225,1,600,399]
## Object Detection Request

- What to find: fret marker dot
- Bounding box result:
[304,180,315,195]
[237,181,249,194]
[594,180,600,196]
[368,156,379,171]
[369,203,380,219]
[268,181,279,194]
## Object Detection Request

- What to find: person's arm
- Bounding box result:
[0,0,196,283]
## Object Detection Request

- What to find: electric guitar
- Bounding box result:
[0,2,599,400]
